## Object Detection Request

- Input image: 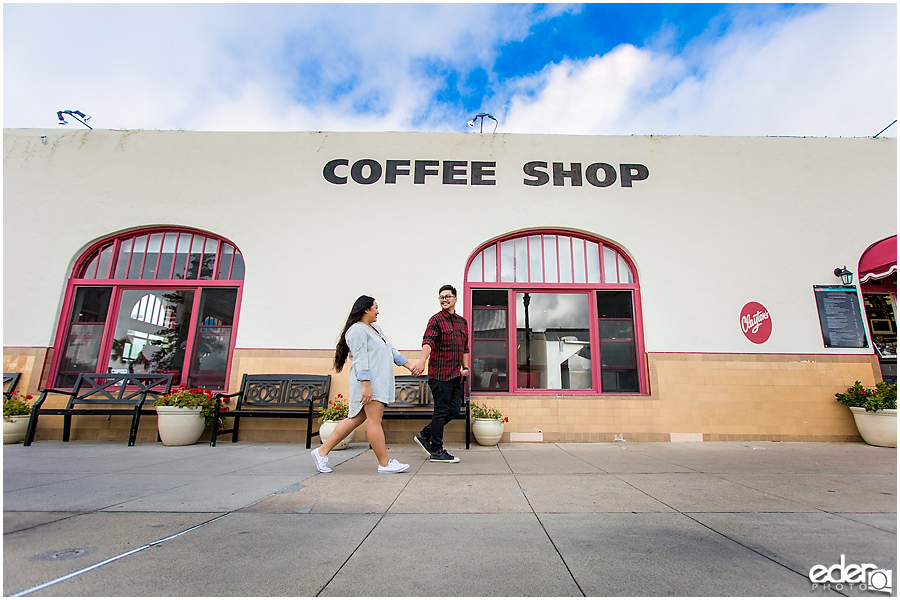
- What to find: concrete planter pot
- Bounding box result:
[156,406,205,446]
[319,421,354,450]
[472,418,504,446]
[3,416,29,444]
[849,407,897,448]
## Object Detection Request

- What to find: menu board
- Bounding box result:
[813,286,869,348]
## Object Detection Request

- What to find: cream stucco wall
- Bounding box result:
[3,129,896,358]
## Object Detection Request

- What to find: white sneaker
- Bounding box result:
[377,459,409,474]
[311,448,332,473]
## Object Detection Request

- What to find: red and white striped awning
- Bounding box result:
[859,235,897,283]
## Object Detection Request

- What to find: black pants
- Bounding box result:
[420,377,463,453]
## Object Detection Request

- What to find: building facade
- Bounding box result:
[4,129,896,444]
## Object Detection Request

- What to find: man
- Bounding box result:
[413,284,469,463]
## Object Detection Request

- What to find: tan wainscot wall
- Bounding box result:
[5,347,880,445]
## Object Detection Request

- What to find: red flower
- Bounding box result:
[25,395,33,400]
[223,398,231,404]
[503,416,509,422]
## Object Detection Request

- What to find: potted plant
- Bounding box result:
[4,392,33,444]
[318,394,353,449]
[154,387,228,446]
[835,381,897,447]
[470,402,508,446]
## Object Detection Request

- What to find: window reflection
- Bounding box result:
[516,293,592,390]
[107,290,194,379]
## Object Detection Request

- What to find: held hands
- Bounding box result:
[407,361,424,377]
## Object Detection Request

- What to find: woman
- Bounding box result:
[311,295,420,474]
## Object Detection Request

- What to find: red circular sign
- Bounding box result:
[740,302,772,344]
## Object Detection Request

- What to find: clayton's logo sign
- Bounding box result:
[323,159,649,188]
[741,302,772,344]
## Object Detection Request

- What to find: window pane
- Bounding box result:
[586,241,600,283]
[472,341,508,391]
[217,244,234,280]
[186,235,205,279]
[157,233,178,279]
[515,238,528,282]
[600,320,633,340]
[95,244,113,279]
[600,341,635,367]
[230,252,246,280]
[172,233,191,280]
[55,287,112,387]
[188,288,238,389]
[114,238,133,279]
[558,236,572,283]
[572,239,586,283]
[597,291,634,318]
[142,233,163,279]
[618,254,633,283]
[128,235,148,279]
[483,245,497,282]
[472,292,509,392]
[500,240,514,282]
[597,291,637,391]
[603,246,618,284]
[472,289,508,306]
[602,369,637,392]
[473,309,507,338]
[467,252,483,283]
[106,289,195,383]
[543,235,558,283]
[529,235,543,283]
[201,238,218,280]
[516,293,591,390]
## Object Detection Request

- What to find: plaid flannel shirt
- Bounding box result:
[422,309,469,381]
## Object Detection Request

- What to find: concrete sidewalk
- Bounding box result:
[3,441,896,597]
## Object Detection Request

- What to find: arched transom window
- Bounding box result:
[465,230,646,395]
[53,227,244,390]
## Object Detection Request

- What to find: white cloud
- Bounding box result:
[4,4,895,137]
[3,4,541,132]
[500,4,897,137]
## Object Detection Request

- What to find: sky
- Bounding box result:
[3,3,897,137]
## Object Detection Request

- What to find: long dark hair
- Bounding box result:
[334,295,375,372]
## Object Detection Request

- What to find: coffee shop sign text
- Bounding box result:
[323,159,649,188]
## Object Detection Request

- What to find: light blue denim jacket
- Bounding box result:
[345,322,409,418]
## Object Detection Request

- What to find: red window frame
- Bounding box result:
[49,227,245,390]
[465,230,648,395]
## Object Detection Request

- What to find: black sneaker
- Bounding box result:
[429,449,460,463]
[413,433,431,457]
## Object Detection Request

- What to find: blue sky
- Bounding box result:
[4,3,896,137]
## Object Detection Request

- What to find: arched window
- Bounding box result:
[52,227,245,390]
[465,230,646,395]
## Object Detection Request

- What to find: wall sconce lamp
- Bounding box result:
[57,110,92,129]
[833,266,854,285]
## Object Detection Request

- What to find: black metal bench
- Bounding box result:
[24,373,174,446]
[385,375,471,449]
[3,372,21,400]
[210,374,331,448]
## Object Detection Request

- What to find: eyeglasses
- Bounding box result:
[438,295,455,301]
